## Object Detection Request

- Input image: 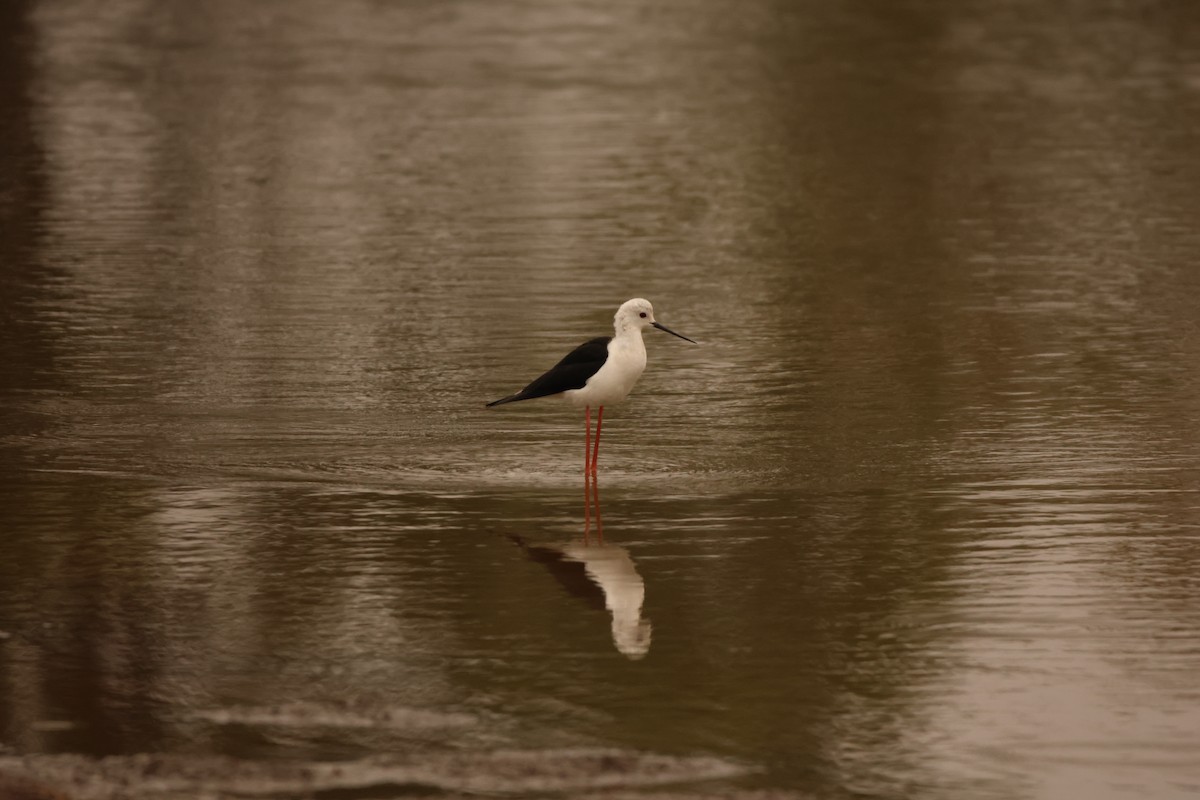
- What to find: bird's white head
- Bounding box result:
[613,298,697,343]
[615,298,656,332]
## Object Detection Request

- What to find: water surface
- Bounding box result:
[2,1,1200,798]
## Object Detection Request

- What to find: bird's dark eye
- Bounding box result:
[639,312,647,318]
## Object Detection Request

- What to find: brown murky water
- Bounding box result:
[3,1,1200,798]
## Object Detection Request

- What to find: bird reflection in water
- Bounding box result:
[510,477,651,659]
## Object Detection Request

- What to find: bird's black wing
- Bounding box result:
[487,336,611,407]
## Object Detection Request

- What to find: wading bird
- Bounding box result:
[486,298,696,475]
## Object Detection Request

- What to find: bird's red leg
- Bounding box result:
[590,406,604,477]
[585,406,592,476]
[583,407,593,541]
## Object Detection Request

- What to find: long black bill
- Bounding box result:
[652,321,698,343]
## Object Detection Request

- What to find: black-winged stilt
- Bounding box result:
[486,298,696,475]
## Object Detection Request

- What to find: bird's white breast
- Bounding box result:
[564,335,647,408]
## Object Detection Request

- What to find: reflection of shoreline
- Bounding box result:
[509,534,652,660]
[0,749,746,797]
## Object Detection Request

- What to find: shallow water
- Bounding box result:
[3,0,1200,798]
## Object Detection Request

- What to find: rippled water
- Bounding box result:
[3,0,1200,798]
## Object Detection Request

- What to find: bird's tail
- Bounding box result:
[485,393,523,408]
